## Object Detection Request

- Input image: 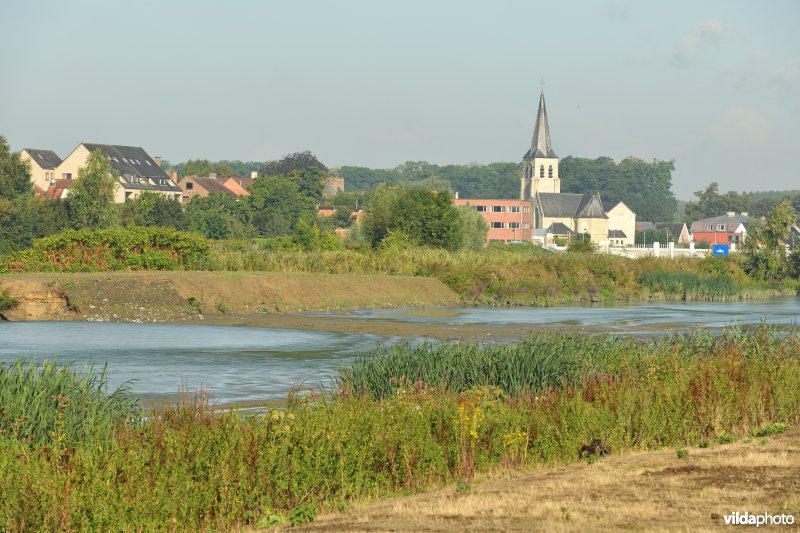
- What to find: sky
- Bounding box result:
[1,0,798,199]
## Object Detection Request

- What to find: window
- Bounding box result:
[548,165,553,178]
[476,205,486,212]
[122,158,128,163]
[491,222,504,229]
[539,165,545,178]
[492,205,504,213]
[508,205,520,213]
[716,224,726,231]
[523,206,530,213]
[146,160,152,165]
[508,222,520,229]
[707,224,713,231]
[112,157,119,162]
[62,173,72,180]
[186,182,194,190]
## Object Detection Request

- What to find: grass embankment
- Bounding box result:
[1,329,799,530]
[204,240,798,305]
[2,230,797,311]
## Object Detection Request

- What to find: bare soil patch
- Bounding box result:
[0,271,459,324]
[291,428,800,532]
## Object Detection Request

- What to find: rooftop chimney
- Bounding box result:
[251,171,258,179]
[726,211,735,217]
[740,212,748,217]
[154,156,161,166]
[209,172,217,179]
[171,170,178,182]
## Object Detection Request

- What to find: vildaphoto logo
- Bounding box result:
[723,512,795,527]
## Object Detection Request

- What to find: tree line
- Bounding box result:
[0,137,486,255]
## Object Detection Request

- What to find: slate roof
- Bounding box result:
[523,91,557,160]
[537,193,607,219]
[24,149,62,169]
[608,229,627,238]
[689,214,751,233]
[81,143,180,193]
[547,222,574,235]
[636,221,657,231]
[602,199,627,212]
[655,222,687,238]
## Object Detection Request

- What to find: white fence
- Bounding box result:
[605,242,711,259]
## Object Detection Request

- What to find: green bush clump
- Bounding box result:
[0,291,16,314]
[0,227,210,273]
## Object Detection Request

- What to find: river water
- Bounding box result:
[1,297,798,404]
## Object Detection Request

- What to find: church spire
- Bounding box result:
[524,90,556,159]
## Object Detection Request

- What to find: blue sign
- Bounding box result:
[712,244,729,256]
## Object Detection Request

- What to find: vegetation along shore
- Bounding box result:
[1,228,797,324]
[0,328,798,529]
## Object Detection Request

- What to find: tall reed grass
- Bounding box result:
[0,359,141,448]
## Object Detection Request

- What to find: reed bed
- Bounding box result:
[0,359,141,448]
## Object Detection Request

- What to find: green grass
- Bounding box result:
[1,329,800,530]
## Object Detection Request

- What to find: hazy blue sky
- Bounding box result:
[1,0,798,198]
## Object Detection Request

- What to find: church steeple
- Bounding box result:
[524,90,556,159]
[520,88,560,200]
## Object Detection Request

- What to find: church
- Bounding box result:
[520,91,635,246]
[456,89,635,247]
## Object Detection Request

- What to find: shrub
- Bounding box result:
[0,227,210,273]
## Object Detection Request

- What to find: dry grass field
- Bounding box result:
[292,428,800,532]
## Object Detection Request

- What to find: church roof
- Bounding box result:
[537,193,607,219]
[524,90,557,160]
[547,222,574,235]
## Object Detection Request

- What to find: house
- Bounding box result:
[222,177,253,197]
[519,90,634,245]
[602,200,636,246]
[317,207,364,224]
[789,225,800,247]
[655,222,691,245]
[55,143,181,203]
[453,199,533,243]
[690,212,750,246]
[178,176,240,203]
[19,149,62,193]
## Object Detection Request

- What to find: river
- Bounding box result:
[1,297,798,404]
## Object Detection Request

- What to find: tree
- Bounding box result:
[117,192,188,229]
[248,177,315,237]
[567,233,597,253]
[457,206,488,250]
[560,156,678,222]
[684,182,754,222]
[260,151,327,176]
[742,199,797,281]
[0,196,69,254]
[186,193,252,239]
[68,150,118,229]
[363,187,464,251]
[0,135,32,200]
[181,159,215,178]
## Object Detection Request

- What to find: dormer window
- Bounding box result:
[186,182,194,190]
